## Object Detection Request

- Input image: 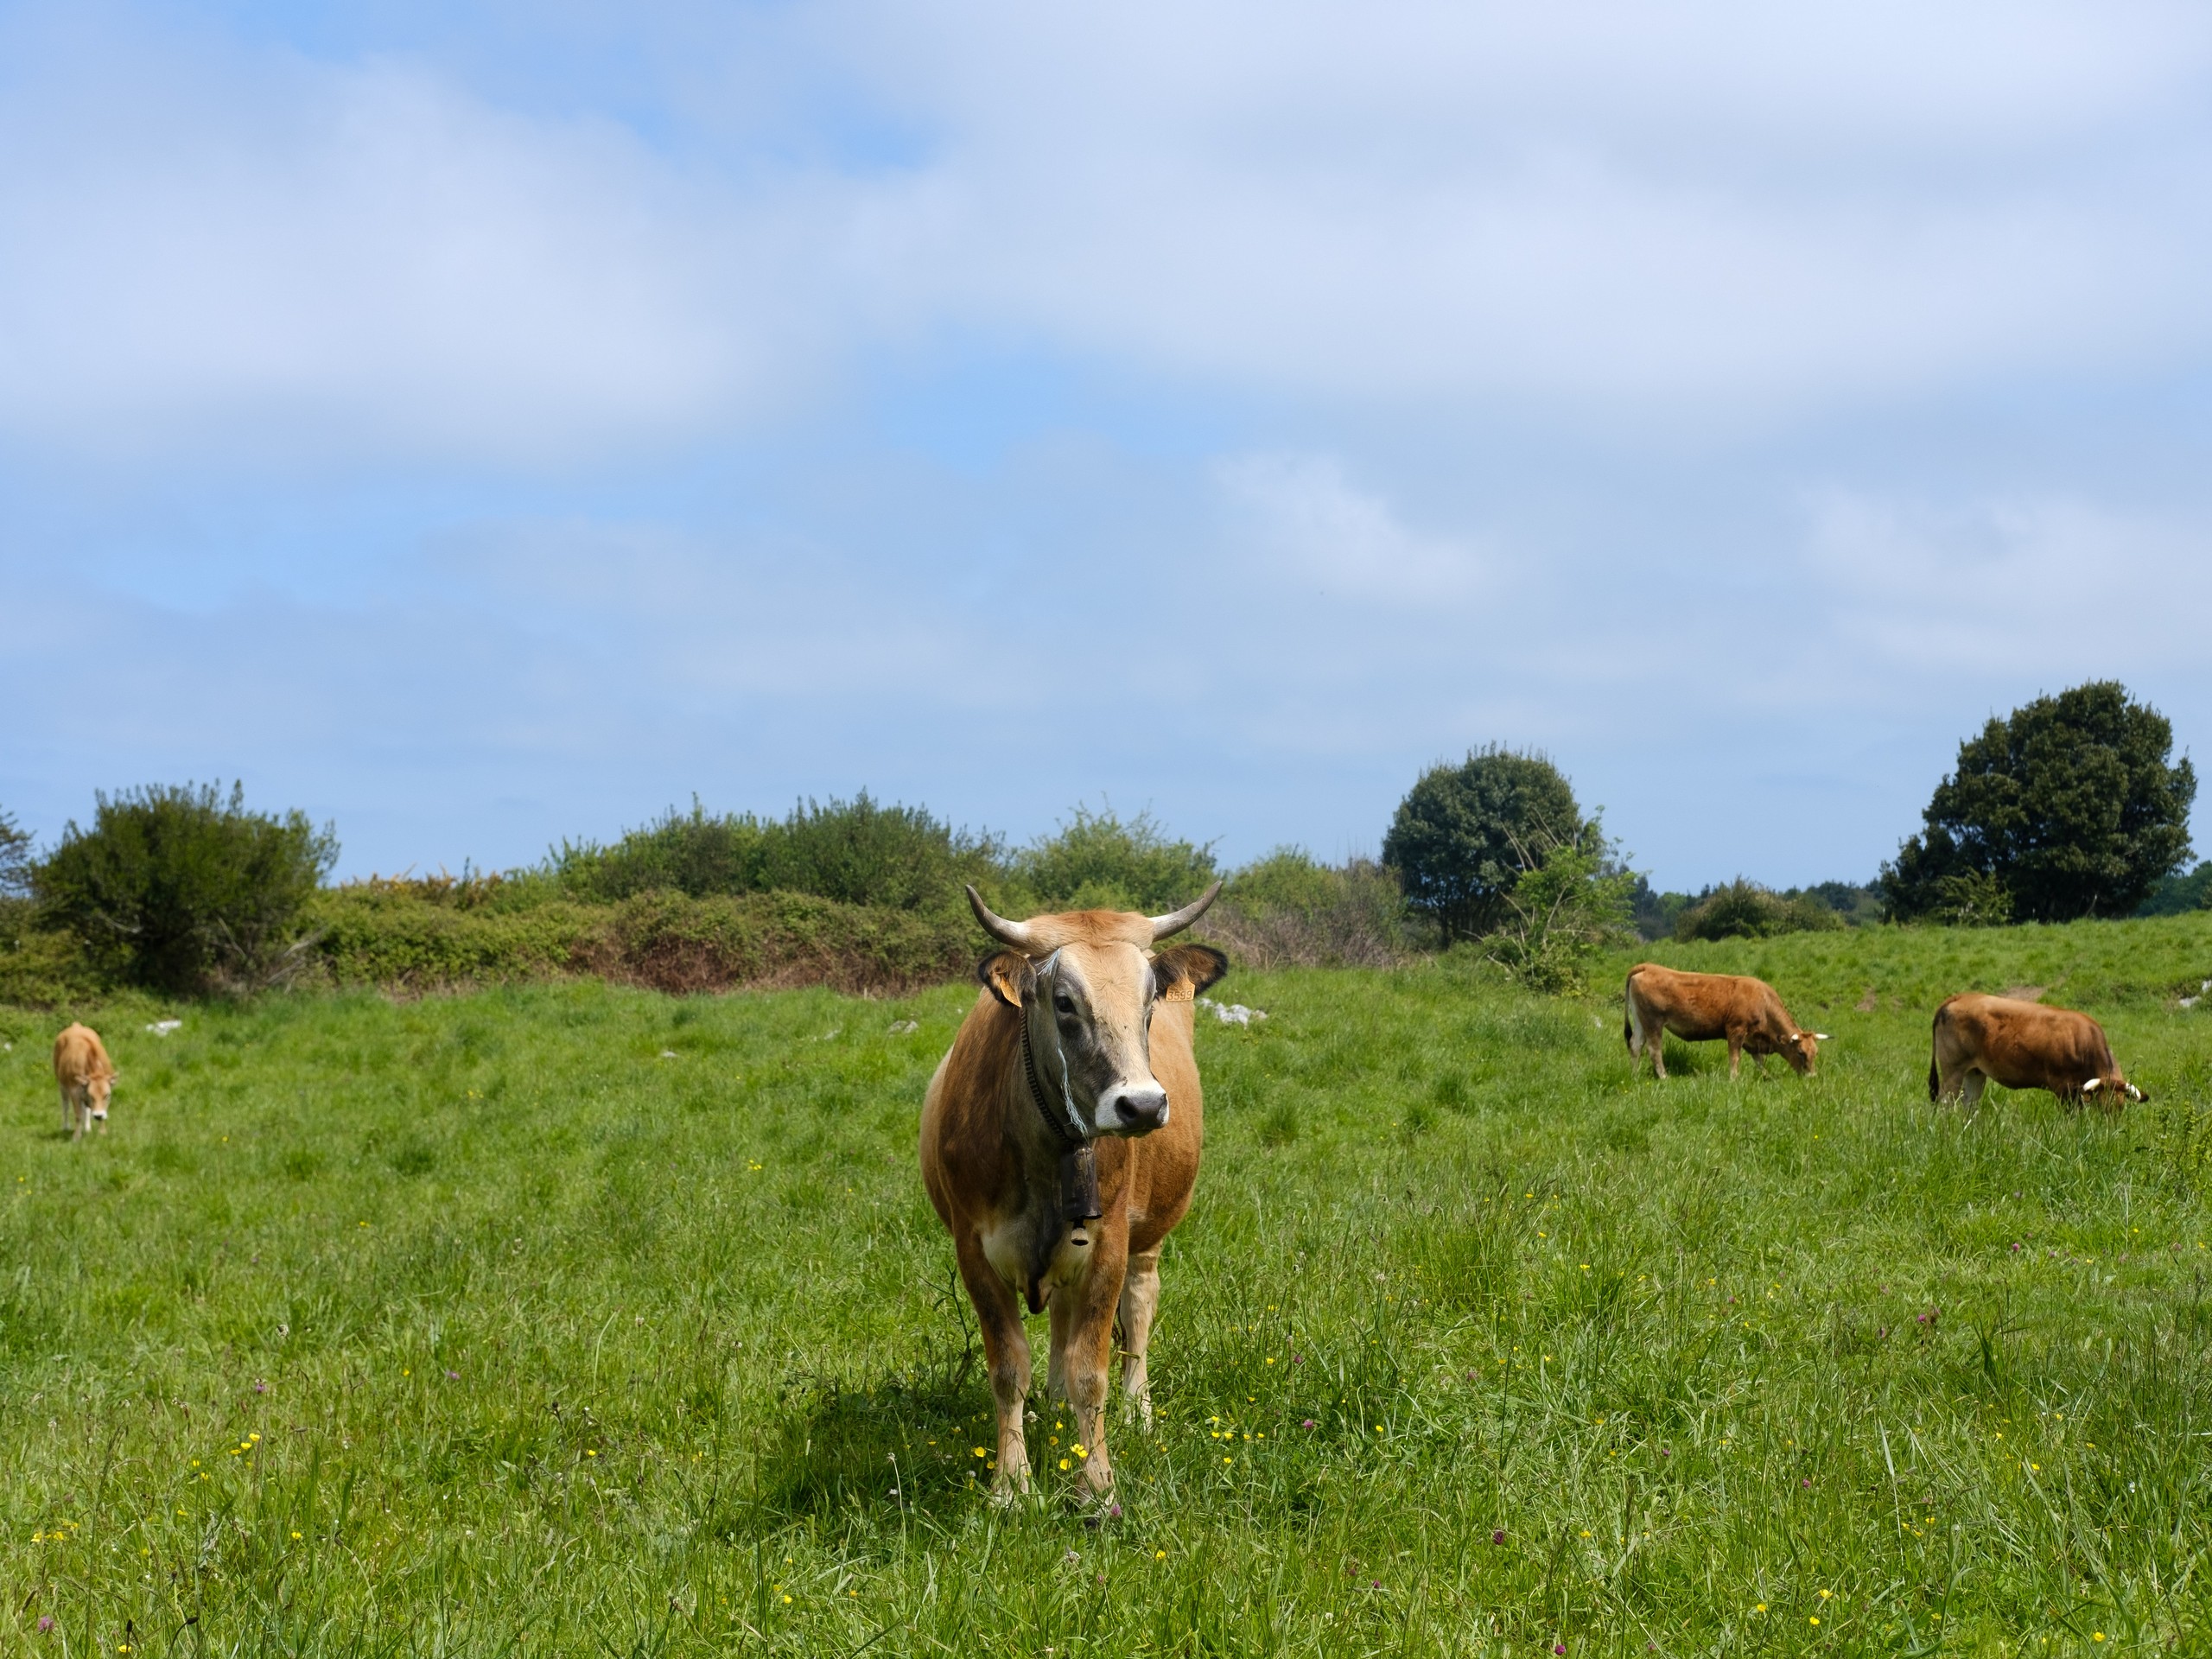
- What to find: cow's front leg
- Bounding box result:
[954,1232,1033,1500]
[1056,1244,1125,1499]
[1116,1247,1162,1429]
[1726,1034,1744,1081]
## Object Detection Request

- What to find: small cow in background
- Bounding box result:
[54,1023,117,1140]
[1929,993,2144,1109]
[1624,963,1827,1080]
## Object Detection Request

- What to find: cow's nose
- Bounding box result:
[1114,1089,1169,1131]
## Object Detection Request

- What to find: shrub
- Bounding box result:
[306,887,598,988]
[554,802,766,901]
[1796,880,1884,925]
[308,884,971,995]
[584,891,974,995]
[1475,840,1636,994]
[1210,849,1420,968]
[1383,747,1591,940]
[555,793,1001,912]
[1883,681,2196,924]
[35,783,338,994]
[0,918,99,1007]
[1012,804,1217,914]
[1674,880,1847,942]
[343,866,563,914]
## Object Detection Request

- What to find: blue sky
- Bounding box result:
[3,0,2209,887]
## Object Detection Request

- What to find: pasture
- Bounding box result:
[4,915,2211,1656]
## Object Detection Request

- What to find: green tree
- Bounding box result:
[35,782,339,993]
[0,806,31,900]
[1014,804,1217,914]
[1882,683,2196,924]
[1382,747,1590,939]
[2137,860,2212,917]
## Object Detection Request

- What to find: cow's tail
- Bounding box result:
[1927,1000,1948,1101]
[1623,972,1643,1057]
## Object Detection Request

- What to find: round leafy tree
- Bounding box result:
[1882,682,2196,924]
[1382,747,1588,939]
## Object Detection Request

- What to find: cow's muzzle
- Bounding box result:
[1107,1087,1170,1133]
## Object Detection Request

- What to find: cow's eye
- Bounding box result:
[1053,994,1076,1016]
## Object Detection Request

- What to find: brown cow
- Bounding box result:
[920,883,1227,1503]
[1928,993,2145,1109]
[54,1022,117,1140]
[1624,963,1827,1080]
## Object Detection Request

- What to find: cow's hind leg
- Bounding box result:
[953,1232,1033,1500]
[1116,1247,1163,1430]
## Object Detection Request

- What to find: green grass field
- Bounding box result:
[4,915,2211,1656]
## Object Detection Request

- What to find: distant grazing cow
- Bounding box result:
[54,1023,117,1140]
[1624,963,1827,1080]
[921,883,1226,1503]
[1928,993,2144,1109]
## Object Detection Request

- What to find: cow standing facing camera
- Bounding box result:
[1624,963,1827,1080]
[54,1023,118,1140]
[920,882,1227,1504]
[1929,993,2145,1109]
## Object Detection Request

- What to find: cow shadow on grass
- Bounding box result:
[747,1336,995,1522]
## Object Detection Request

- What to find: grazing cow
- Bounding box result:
[1624,963,1827,1080]
[1928,993,2145,1109]
[54,1023,117,1140]
[921,882,1227,1503]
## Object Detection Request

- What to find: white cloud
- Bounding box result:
[820,0,2212,421]
[0,20,808,467]
[1804,491,2212,677]
[1216,453,1484,601]
[7,2,2212,467]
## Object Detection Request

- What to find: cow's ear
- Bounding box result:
[1153,943,1229,1001]
[977,950,1033,1009]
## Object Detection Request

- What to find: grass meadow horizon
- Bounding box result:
[3,914,2210,1654]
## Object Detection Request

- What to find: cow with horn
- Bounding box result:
[920,881,1228,1503]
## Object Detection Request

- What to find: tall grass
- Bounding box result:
[2,915,2208,1652]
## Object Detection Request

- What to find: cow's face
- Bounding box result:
[982,941,1227,1138]
[86,1071,113,1121]
[2081,1074,2145,1110]
[1784,1031,1827,1075]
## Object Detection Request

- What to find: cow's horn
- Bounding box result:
[965,886,1039,951]
[2125,1083,2145,1102]
[1149,880,1224,942]
[1812,1033,1830,1042]
[2082,1077,2102,1094]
